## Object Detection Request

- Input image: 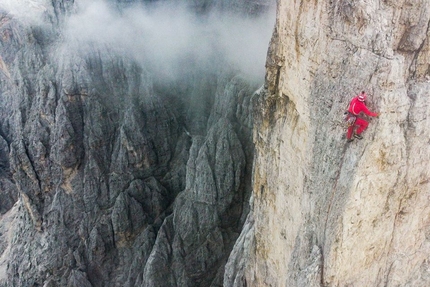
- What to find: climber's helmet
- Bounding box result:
[358,91,367,102]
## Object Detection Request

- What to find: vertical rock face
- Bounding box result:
[0,0,274,286]
[3,0,428,286]
[226,0,430,286]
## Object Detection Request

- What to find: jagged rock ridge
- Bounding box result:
[0,0,274,286]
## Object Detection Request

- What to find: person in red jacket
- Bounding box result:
[346,91,379,142]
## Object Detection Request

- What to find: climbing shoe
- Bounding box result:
[347,138,354,143]
[354,134,363,140]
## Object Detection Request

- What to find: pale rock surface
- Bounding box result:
[1,0,428,286]
[226,0,430,286]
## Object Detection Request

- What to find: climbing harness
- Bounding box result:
[343,111,356,127]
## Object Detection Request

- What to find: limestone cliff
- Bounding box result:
[1,0,429,286]
[226,0,430,286]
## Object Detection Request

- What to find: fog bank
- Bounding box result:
[0,0,275,82]
[65,0,275,82]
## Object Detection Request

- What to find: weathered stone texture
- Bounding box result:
[226,0,430,286]
[0,0,267,286]
[4,0,427,286]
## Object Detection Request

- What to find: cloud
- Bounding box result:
[0,0,51,24]
[0,0,275,82]
[65,0,275,83]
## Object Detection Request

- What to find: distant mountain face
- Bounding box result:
[0,0,274,286]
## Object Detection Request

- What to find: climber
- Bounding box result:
[346,91,379,142]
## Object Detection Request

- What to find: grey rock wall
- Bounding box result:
[0,0,272,286]
[5,0,428,286]
[226,0,430,286]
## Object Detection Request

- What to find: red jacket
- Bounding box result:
[348,97,378,117]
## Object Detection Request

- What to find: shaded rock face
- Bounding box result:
[0,0,274,286]
[226,0,430,286]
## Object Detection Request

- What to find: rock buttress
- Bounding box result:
[226,0,430,286]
